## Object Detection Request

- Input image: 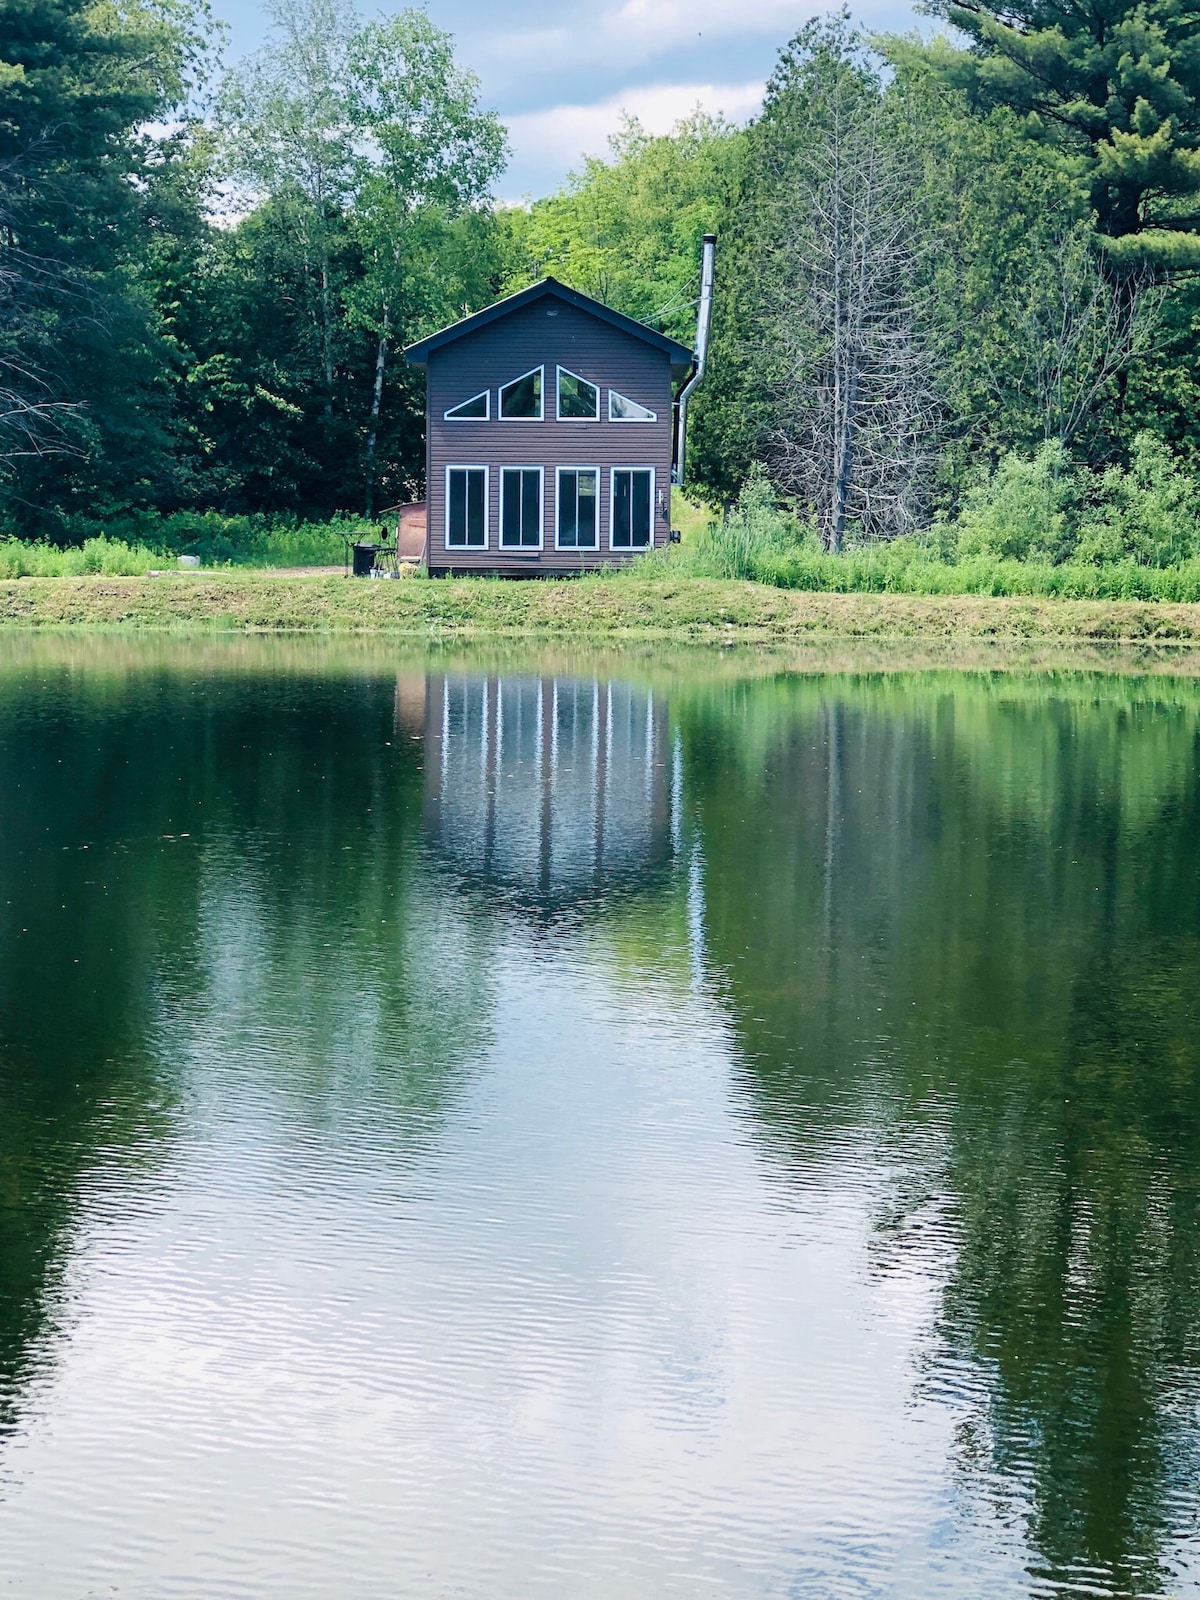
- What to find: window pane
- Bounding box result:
[499,368,542,419]
[612,469,651,549]
[501,470,521,546]
[501,468,540,547]
[576,471,597,547]
[579,470,598,547]
[466,469,485,546]
[445,390,488,420]
[631,470,651,545]
[612,471,631,548]
[448,468,485,547]
[521,470,540,545]
[558,470,597,549]
[558,474,577,548]
[558,368,598,419]
[609,390,657,422]
[449,470,467,545]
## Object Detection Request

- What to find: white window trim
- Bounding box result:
[498,365,545,422]
[555,365,600,422]
[444,464,489,552]
[443,389,490,422]
[555,465,601,552]
[609,465,655,552]
[499,465,545,552]
[608,389,658,423]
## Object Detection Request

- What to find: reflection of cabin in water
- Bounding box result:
[408,673,672,906]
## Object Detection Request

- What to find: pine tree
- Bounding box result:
[934,0,1200,268]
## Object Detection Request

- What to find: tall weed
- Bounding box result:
[0,513,376,572]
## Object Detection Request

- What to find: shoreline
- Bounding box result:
[4,572,1200,648]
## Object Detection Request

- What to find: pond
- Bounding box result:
[1,637,1198,1599]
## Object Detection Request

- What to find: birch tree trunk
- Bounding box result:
[363,303,389,517]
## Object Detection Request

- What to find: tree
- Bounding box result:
[998,225,1161,449]
[692,22,940,543]
[0,0,212,514]
[346,11,506,513]
[500,112,743,346]
[928,0,1200,269]
[217,0,360,420]
[764,35,940,546]
[217,0,506,514]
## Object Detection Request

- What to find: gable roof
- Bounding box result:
[403,277,694,378]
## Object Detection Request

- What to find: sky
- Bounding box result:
[213,0,928,198]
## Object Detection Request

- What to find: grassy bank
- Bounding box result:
[5,570,1200,645]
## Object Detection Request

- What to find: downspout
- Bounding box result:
[672,233,716,486]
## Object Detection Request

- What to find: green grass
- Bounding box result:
[643,541,1200,602]
[3,569,1200,647]
[0,535,163,578]
[8,479,1200,601]
[0,514,375,575]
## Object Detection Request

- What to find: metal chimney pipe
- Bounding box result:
[672,233,716,487]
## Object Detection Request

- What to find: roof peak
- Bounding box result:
[404,277,693,373]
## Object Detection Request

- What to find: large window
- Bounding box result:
[557,366,599,420]
[557,468,598,549]
[608,389,657,423]
[611,467,653,549]
[499,367,543,420]
[446,466,487,548]
[500,467,543,549]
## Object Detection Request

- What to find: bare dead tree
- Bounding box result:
[764,76,941,551]
[993,226,1162,449]
[0,149,83,465]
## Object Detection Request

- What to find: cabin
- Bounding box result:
[403,278,694,576]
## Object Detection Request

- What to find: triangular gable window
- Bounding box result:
[499,367,543,420]
[608,389,657,422]
[557,366,599,420]
[444,390,489,421]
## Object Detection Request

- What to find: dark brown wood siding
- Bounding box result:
[424,295,675,574]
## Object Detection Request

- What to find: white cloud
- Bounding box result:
[599,0,803,50]
[501,79,764,198]
[483,0,802,76]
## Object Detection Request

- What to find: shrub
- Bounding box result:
[686,466,816,581]
[954,442,1081,564]
[1076,433,1200,567]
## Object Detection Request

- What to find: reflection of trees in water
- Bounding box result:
[0,668,486,1437]
[676,672,1200,1595]
[7,654,1199,1590]
[0,659,684,1445]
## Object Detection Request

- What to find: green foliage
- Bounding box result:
[926,0,1200,268]
[6,0,1200,561]
[690,22,945,510]
[500,112,743,345]
[649,466,815,580]
[953,442,1081,563]
[1076,434,1200,566]
[655,443,1200,598]
[214,0,507,519]
[0,537,163,578]
[1,0,216,504]
[0,512,375,572]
